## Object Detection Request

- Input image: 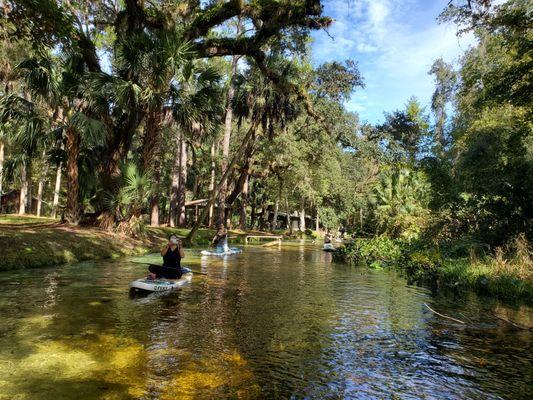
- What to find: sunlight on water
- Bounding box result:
[0,242,531,399]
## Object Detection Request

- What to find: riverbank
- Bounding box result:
[0,216,262,271]
[335,236,533,303]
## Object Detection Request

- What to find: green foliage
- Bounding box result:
[103,163,153,236]
[378,97,429,161]
[313,59,364,102]
[372,166,430,240]
[401,247,443,283]
[336,236,403,268]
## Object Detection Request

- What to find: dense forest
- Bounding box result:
[0,0,531,256]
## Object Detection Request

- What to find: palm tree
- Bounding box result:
[0,92,46,214]
[168,60,223,227]
[372,166,430,239]
[228,56,302,228]
[15,55,106,224]
[103,162,153,236]
[186,56,302,242]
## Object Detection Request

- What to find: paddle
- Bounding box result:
[130,260,209,276]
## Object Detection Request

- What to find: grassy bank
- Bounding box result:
[335,236,533,303]
[0,216,256,271]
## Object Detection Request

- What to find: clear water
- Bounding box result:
[0,242,531,399]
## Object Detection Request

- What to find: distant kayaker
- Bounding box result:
[212,224,229,253]
[147,234,185,280]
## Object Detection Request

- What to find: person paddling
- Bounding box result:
[212,224,229,253]
[147,234,185,280]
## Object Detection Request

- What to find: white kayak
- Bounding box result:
[323,243,336,252]
[129,268,193,292]
[201,247,242,256]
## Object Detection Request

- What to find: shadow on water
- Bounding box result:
[0,242,531,399]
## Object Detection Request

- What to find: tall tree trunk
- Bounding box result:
[186,122,256,243]
[250,203,256,229]
[216,53,239,226]
[26,163,32,214]
[272,181,281,231]
[36,180,44,217]
[0,141,4,214]
[65,128,80,224]
[299,198,306,231]
[208,142,216,227]
[239,174,248,230]
[178,134,187,227]
[286,199,292,233]
[51,161,62,219]
[36,149,48,217]
[316,210,320,233]
[19,161,27,215]
[169,146,179,228]
[149,160,160,226]
[272,200,279,231]
[140,111,164,227]
[259,203,267,230]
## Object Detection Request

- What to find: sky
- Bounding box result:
[311,0,477,124]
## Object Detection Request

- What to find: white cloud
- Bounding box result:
[312,0,477,123]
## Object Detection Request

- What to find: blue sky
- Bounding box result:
[311,0,476,124]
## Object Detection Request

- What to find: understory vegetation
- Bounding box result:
[336,234,533,302]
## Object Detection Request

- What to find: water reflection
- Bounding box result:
[0,244,531,399]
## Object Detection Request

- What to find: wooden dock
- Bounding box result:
[244,235,283,245]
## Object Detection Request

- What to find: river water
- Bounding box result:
[0,242,531,399]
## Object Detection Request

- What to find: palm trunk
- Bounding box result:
[51,161,62,219]
[169,148,179,227]
[36,149,48,217]
[149,161,160,226]
[178,134,187,227]
[19,161,27,215]
[26,163,32,214]
[208,142,216,227]
[0,141,4,214]
[141,111,163,227]
[36,180,44,217]
[65,127,80,224]
[239,174,248,229]
[216,53,239,226]
[299,198,306,231]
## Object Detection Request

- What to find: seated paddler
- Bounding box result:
[147,234,185,280]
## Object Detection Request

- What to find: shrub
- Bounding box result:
[401,247,443,283]
[335,235,402,268]
[304,228,317,239]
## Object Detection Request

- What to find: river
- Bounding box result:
[0,242,531,399]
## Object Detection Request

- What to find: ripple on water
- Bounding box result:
[0,246,531,399]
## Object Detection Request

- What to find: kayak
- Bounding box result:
[129,267,193,293]
[200,247,242,256]
[323,243,336,252]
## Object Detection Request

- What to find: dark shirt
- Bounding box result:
[163,246,181,269]
[213,230,227,245]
